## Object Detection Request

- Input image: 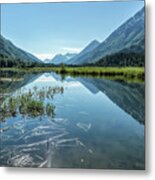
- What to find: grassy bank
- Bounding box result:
[0,66,145,81]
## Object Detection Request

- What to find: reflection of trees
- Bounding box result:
[0,71,42,92]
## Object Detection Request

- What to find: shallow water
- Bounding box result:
[0,72,145,169]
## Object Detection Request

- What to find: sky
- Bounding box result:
[1,1,144,60]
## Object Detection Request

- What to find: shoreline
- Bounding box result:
[0,66,145,82]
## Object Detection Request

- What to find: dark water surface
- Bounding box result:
[0,72,145,169]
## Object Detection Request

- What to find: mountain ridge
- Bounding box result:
[68,7,144,65]
[0,35,42,66]
[50,53,77,65]
[67,40,100,65]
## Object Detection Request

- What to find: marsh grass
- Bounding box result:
[0,67,144,81]
[0,86,64,121]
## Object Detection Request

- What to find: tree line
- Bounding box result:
[0,54,40,68]
[94,52,144,67]
[0,52,145,68]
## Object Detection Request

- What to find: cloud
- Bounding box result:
[34,53,54,60]
[62,47,81,53]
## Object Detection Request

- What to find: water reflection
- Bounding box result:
[0,71,145,169]
[77,77,145,124]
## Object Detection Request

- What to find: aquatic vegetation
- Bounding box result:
[8,97,17,116]
[0,86,64,120]
[46,103,55,117]
[21,99,44,116]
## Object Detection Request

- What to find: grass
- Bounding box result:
[0,66,145,81]
[1,94,52,118]
[0,86,64,121]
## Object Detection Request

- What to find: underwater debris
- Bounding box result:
[8,154,34,167]
[77,122,92,132]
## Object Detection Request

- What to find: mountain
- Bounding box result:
[0,35,42,66]
[67,40,100,65]
[50,53,77,65]
[44,59,51,64]
[69,7,144,65]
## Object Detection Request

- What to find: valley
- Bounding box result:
[0,3,145,169]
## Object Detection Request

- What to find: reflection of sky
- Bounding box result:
[19,73,83,92]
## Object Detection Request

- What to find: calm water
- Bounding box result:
[0,72,145,169]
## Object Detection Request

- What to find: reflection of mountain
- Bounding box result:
[0,72,145,124]
[50,72,62,81]
[42,73,145,124]
[49,73,144,124]
[77,77,99,94]
[77,77,144,124]
[0,72,43,120]
[0,72,41,93]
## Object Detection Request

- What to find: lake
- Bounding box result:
[0,71,145,169]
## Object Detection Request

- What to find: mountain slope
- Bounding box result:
[67,40,100,65]
[50,53,77,65]
[70,7,144,65]
[0,35,42,64]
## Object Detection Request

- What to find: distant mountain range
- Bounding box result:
[44,59,51,64]
[0,35,42,65]
[66,40,100,65]
[49,53,77,65]
[47,40,100,65]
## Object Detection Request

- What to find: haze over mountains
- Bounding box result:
[0,7,144,67]
[49,53,77,65]
[66,40,100,65]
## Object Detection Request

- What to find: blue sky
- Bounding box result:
[1,1,144,60]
